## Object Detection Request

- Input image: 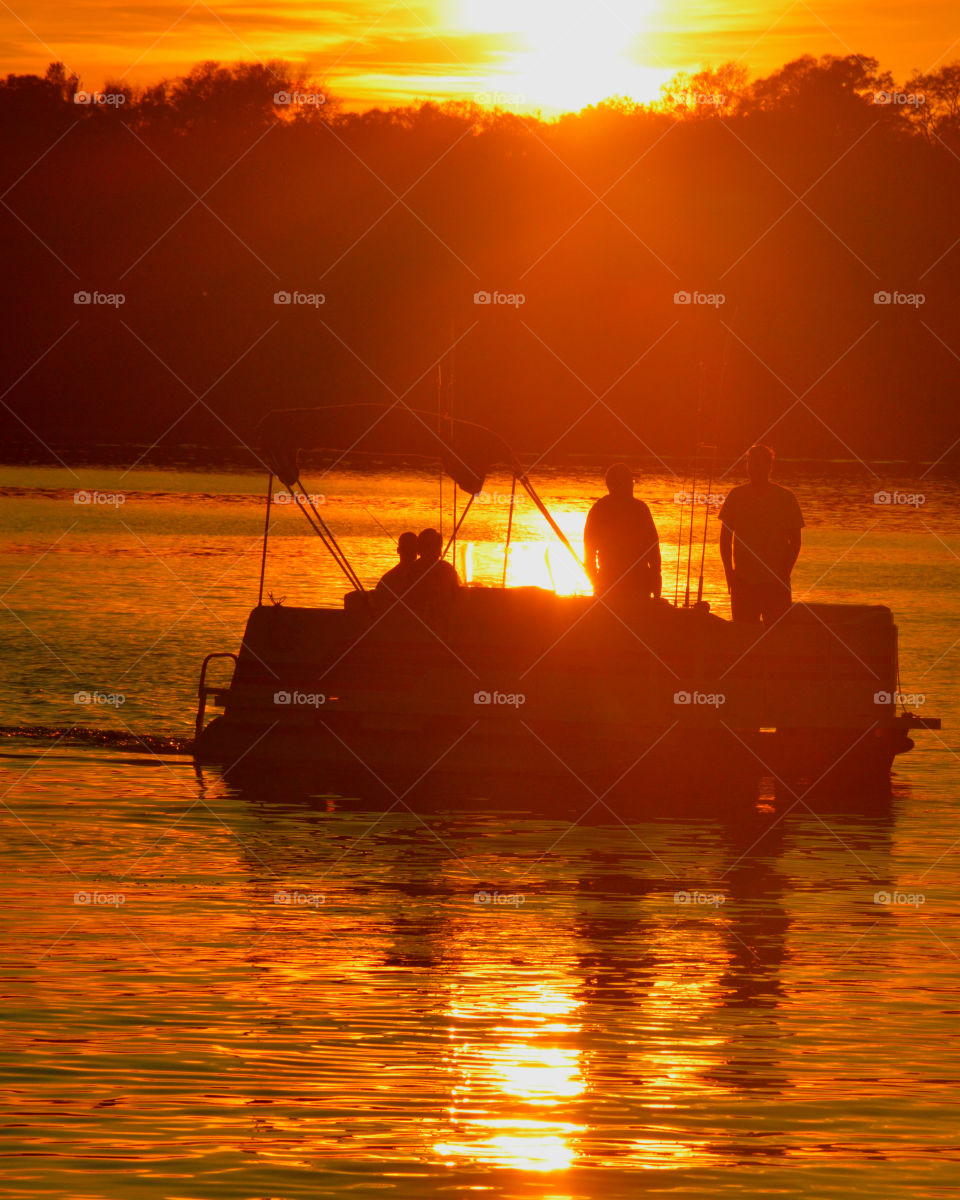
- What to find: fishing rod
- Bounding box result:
[437,362,444,541]
[544,546,556,592]
[448,321,458,568]
[695,442,717,607]
[673,465,686,606]
[362,506,398,544]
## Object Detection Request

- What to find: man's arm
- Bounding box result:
[783,493,804,579]
[719,523,734,590]
[785,527,801,576]
[644,511,662,599]
[583,509,600,590]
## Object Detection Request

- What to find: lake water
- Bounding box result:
[1,462,958,1198]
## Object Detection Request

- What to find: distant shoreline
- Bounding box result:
[0,445,953,476]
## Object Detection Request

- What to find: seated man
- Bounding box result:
[718,444,803,625]
[376,531,419,600]
[408,527,460,609]
[584,463,662,599]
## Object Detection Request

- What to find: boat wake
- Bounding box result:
[0,724,192,755]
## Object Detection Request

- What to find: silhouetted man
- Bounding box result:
[584,464,662,599]
[409,527,460,608]
[718,444,803,625]
[376,531,419,599]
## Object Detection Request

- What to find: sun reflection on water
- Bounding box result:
[432,907,738,1174]
[437,977,585,1170]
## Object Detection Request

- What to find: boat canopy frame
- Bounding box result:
[255,403,584,602]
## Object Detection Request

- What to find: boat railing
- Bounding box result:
[195,652,238,741]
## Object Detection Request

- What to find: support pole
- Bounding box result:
[293,482,366,593]
[518,474,586,574]
[501,473,516,588]
[443,492,474,560]
[258,472,273,606]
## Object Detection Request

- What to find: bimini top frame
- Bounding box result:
[255,403,584,601]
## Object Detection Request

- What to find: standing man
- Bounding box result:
[584,463,662,600]
[718,444,803,625]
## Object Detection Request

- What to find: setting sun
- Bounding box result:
[458,0,668,110]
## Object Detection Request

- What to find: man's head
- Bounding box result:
[417,527,443,563]
[397,531,418,562]
[605,463,634,498]
[746,444,774,484]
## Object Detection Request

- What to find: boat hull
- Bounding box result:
[194,590,923,801]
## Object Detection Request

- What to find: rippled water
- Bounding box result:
[1,463,958,1197]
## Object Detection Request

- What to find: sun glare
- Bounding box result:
[459,0,667,111]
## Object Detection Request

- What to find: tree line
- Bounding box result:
[2,54,959,466]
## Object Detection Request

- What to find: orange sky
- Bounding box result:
[2,0,959,112]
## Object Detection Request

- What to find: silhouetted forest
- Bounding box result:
[2,55,960,465]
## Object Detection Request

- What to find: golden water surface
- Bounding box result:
[0,463,958,1198]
